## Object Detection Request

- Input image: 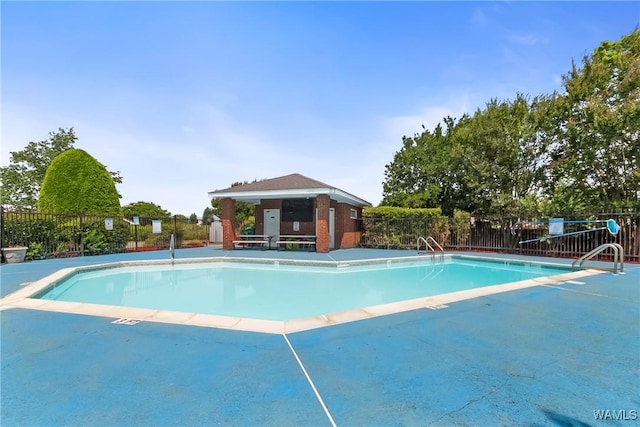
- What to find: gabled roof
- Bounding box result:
[208,173,371,207]
[212,173,332,193]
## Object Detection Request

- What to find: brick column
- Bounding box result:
[222,198,236,251]
[316,194,330,253]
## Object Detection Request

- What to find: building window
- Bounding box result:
[282,199,314,222]
[350,208,358,219]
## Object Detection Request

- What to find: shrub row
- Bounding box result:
[360,207,472,249]
[2,214,210,260]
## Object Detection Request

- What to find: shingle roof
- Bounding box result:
[208,173,371,207]
[213,173,333,193]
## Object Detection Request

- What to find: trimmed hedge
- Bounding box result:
[363,206,443,220]
[38,149,121,215]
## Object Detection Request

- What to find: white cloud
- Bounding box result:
[506,33,549,46]
[552,74,563,86]
[471,9,487,26]
[187,103,328,180]
[2,96,472,215]
[1,107,69,165]
[382,106,461,140]
[196,101,470,208]
[329,101,471,207]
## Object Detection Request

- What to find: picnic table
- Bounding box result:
[232,235,272,249]
[275,235,317,251]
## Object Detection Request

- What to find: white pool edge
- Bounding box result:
[0,256,607,334]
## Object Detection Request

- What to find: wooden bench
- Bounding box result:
[232,235,270,249]
[276,235,317,251]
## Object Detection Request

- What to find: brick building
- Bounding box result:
[208,173,371,253]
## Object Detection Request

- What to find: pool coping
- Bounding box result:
[0,254,608,334]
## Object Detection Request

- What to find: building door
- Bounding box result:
[209,219,222,244]
[316,208,335,249]
[264,209,280,249]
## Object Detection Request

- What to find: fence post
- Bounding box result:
[79,211,85,257]
[174,215,177,249]
[386,217,390,250]
[1,206,5,263]
[0,205,4,249]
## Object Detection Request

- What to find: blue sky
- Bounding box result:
[2,1,638,217]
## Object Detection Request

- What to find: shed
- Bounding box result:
[208,173,371,252]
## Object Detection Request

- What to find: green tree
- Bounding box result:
[189,213,198,224]
[210,181,255,232]
[545,27,640,211]
[383,95,545,216]
[382,117,464,214]
[37,149,121,215]
[382,30,639,216]
[454,94,547,215]
[1,128,76,210]
[201,207,216,224]
[122,201,171,219]
[0,128,122,210]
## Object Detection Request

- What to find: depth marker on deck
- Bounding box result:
[112,318,141,325]
[283,333,337,427]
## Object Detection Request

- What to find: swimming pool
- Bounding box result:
[3,253,600,333]
[36,257,569,321]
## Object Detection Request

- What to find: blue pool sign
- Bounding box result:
[549,218,564,235]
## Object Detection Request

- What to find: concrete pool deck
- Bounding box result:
[1,247,639,426]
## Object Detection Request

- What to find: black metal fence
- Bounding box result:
[1,208,211,261]
[2,207,639,263]
[360,213,640,262]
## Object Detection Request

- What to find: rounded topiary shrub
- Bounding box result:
[37,149,121,215]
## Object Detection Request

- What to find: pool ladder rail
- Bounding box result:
[572,243,624,274]
[417,236,444,262]
[170,233,175,262]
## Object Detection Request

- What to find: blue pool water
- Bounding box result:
[38,259,568,320]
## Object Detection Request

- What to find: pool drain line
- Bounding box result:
[282,333,337,427]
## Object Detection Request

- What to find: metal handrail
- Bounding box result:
[572,243,624,273]
[417,236,434,253]
[425,236,444,252]
[417,236,444,262]
[169,233,175,262]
